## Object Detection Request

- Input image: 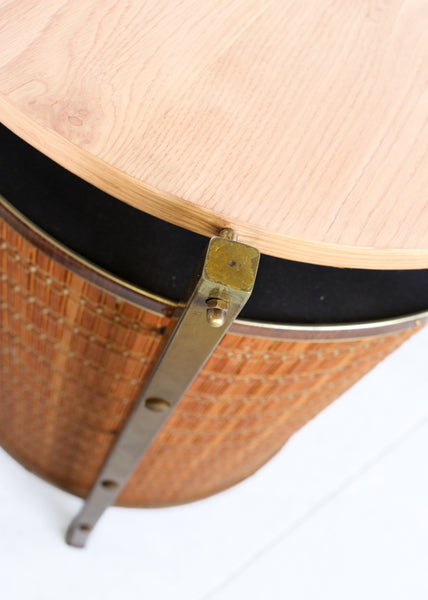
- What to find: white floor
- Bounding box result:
[0,327,427,600]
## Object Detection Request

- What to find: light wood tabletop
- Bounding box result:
[0,1,427,268]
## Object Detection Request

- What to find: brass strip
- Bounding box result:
[0,195,174,316]
[232,313,427,341]
[66,234,260,547]
[0,195,427,341]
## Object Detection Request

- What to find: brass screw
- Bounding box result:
[206,298,228,328]
[219,228,237,241]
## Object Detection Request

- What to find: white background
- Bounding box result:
[0,326,427,599]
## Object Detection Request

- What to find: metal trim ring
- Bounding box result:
[1,195,427,341]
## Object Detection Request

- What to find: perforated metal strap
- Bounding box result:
[66,232,259,547]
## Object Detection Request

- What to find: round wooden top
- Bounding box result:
[0,1,427,269]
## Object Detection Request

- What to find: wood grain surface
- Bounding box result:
[0,0,427,268]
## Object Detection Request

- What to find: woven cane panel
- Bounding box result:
[0,218,418,507]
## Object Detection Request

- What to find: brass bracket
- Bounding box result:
[66,231,259,547]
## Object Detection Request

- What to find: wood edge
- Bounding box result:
[2,94,428,270]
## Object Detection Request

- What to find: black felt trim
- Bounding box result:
[1,124,427,323]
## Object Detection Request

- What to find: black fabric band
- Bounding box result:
[1,124,427,324]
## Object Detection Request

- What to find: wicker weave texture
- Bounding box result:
[0,218,418,507]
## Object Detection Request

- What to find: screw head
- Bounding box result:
[206,298,228,328]
[218,228,237,241]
